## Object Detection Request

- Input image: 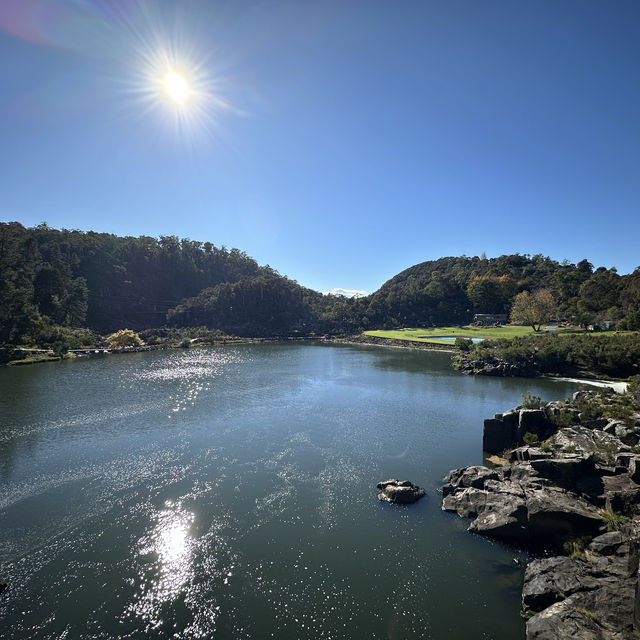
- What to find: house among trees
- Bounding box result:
[473,313,508,326]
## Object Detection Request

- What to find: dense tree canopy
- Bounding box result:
[1,222,638,347]
[361,253,627,330]
[0,222,267,343]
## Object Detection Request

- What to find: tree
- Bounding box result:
[466,277,504,313]
[577,267,621,316]
[510,289,556,331]
[107,329,143,349]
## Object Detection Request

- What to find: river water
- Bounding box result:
[0,343,580,639]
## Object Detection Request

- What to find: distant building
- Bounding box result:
[588,320,615,331]
[473,313,508,326]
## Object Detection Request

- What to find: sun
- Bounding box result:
[164,72,190,104]
[124,26,232,143]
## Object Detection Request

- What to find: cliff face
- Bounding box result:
[442,391,640,639]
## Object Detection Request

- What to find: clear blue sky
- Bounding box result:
[1,1,639,294]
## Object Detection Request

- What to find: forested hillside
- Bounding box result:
[167,274,322,337]
[1,222,639,348]
[364,254,640,330]
[0,222,266,342]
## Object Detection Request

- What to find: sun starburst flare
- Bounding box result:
[164,71,190,104]
[121,25,235,145]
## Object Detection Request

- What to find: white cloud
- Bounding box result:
[323,287,368,298]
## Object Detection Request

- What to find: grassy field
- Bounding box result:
[364,326,537,344]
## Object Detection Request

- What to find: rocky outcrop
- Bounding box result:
[523,539,638,640]
[483,407,557,453]
[483,394,640,455]
[377,479,425,504]
[455,355,537,377]
[442,462,605,545]
[342,334,452,351]
[443,389,640,639]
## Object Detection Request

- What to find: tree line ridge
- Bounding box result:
[1,222,639,350]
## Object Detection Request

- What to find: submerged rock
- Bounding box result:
[377,479,425,504]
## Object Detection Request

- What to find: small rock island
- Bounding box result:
[377,479,426,504]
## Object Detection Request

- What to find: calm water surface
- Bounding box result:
[0,343,580,639]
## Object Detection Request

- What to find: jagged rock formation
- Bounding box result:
[442,390,640,639]
[523,528,640,639]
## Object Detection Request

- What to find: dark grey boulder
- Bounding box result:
[602,474,640,512]
[604,419,624,434]
[588,531,625,555]
[442,465,499,494]
[509,446,553,462]
[377,479,425,504]
[525,486,604,539]
[628,457,640,484]
[553,427,629,461]
[443,461,605,545]
[522,556,602,611]
[442,486,488,518]
[483,416,516,454]
[530,455,596,481]
[581,418,610,430]
[467,481,528,540]
[615,453,638,470]
[526,583,636,640]
[523,545,636,639]
[526,598,612,640]
[528,455,605,497]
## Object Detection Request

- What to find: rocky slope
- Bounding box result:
[442,390,640,639]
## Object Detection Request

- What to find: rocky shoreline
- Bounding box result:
[336,333,454,351]
[442,389,640,639]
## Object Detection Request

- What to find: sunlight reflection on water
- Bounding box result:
[127,503,197,631]
[131,348,248,415]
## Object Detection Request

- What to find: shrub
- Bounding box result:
[599,510,627,532]
[455,337,473,351]
[593,443,620,466]
[627,376,640,406]
[522,432,539,445]
[551,410,576,428]
[521,393,543,409]
[576,398,603,421]
[51,340,69,357]
[107,329,143,349]
[455,332,640,379]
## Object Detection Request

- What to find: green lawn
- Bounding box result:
[364,325,536,344]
